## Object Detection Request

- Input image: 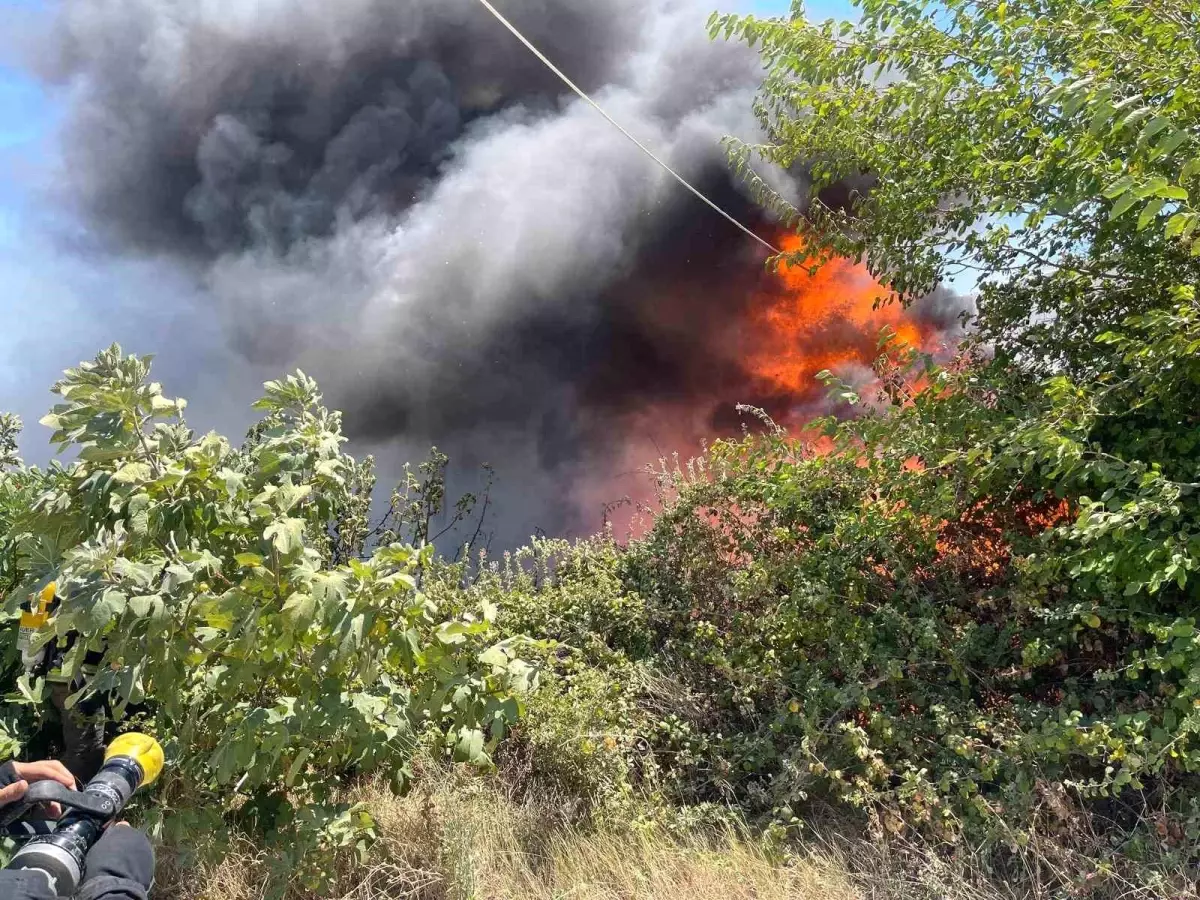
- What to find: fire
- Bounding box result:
[931,498,1074,584]
[581,234,958,536]
[743,234,932,407]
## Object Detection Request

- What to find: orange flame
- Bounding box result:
[580,235,957,537]
[743,235,931,403]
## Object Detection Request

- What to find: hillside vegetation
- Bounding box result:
[2,1,1199,897]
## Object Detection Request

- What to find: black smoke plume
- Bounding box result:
[19,0,965,546]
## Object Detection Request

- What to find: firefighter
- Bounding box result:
[18,583,108,782]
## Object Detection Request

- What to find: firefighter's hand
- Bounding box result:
[0,760,76,817]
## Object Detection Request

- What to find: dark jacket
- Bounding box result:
[0,867,149,900]
[0,826,153,900]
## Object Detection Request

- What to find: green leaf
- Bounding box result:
[453,726,486,765]
[479,645,509,668]
[1139,116,1171,146]
[311,571,350,609]
[1133,176,1168,200]
[149,395,184,414]
[436,622,470,646]
[1102,176,1135,199]
[127,594,164,619]
[1087,101,1115,136]
[1153,184,1189,201]
[1137,198,1166,230]
[285,747,313,788]
[1153,129,1189,160]
[1184,215,1200,242]
[264,517,305,556]
[1109,192,1139,220]
[1113,105,1153,133]
[282,592,315,623]
[234,552,264,568]
[163,564,194,591]
[273,482,312,515]
[113,461,153,484]
[126,493,151,535]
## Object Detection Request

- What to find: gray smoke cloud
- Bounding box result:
[14,0,967,547]
[44,0,650,252]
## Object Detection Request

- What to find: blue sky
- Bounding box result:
[0,0,267,451]
[0,0,858,458]
[0,2,67,437]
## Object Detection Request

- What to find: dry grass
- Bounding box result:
[154,769,1193,900]
[155,771,864,900]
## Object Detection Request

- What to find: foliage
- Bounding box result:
[0,414,20,473]
[619,314,1199,850]
[0,415,36,597]
[2,2,1199,892]
[321,447,494,567]
[0,416,40,757]
[712,0,1200,377]
[425,539,656,821]
[0,347,530,880]
[640,0,1200,855]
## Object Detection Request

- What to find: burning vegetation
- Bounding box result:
[584,226,966,533]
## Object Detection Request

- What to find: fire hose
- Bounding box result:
[2,733,164,898]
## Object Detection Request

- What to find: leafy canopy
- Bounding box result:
[635,0,1200,849]
[714,0,1200,374]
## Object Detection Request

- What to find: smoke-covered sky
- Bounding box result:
[1,0,923,550]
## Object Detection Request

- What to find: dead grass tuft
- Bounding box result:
[155,770,859,900]
[154,768,1194,900]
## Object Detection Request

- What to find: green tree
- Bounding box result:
[0,347,532,880]
[714,0,1200,375]
[0,414,31,597]
[0,415,39,758]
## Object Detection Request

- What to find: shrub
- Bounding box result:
[0,347,531,880]
[426,539,656,822]
[618,313,1200,849]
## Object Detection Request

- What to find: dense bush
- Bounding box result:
[617,315,1200,851]
[411,304,1200,855]
[0,415,36,759]
[425,540,656,822]
[418,306,1199,854]
[428,0,1200,866]
[0,350,531,883]
[665,0,1200,858]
